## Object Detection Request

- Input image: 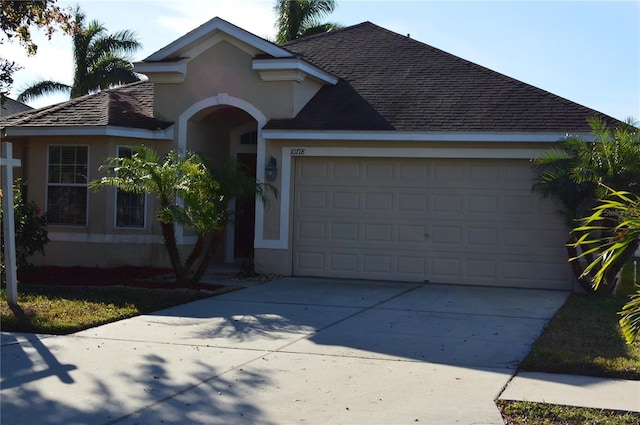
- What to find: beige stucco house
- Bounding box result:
[0,18,619,289]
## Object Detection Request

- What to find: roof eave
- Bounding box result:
[2,125,175,140]
[252,58,338,85]
[262,129,595,143]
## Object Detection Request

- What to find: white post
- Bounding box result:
[1,142,21,305]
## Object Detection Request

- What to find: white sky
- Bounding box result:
[4,0,639,122]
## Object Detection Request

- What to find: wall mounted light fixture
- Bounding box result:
[265,156,277,181]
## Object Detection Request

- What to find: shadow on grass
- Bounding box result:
[1,284,213,334]
[519,289,640,380]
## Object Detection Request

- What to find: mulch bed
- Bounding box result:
[16,266,225,291]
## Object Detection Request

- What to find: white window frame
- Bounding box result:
[114,145,147,229]
[45,144,89,227]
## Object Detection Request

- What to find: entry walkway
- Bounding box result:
[2,277,623,424]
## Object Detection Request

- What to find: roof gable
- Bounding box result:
[135,17,336,86]
[143,17,291,62]
[266,22,618,133]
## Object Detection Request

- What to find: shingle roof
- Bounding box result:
[0,81,171,131]
[267,22,618,132]
[0,96,32,117]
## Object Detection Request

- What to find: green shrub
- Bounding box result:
[1,180,49,269]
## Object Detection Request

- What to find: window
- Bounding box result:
[240,130,257,145]
[47,146,88,225]
[115,146,145,228]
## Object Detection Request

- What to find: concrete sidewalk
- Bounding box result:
[500,371,640,413]
[2,277,632,424]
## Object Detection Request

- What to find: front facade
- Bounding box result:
[0,18,619,290]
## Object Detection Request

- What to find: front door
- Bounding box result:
[234,153,257,259]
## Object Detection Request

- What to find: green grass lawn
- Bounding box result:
[519,261,640,380]
[1,284,214,334]
[497,400,640,424]
[499,260,640,424]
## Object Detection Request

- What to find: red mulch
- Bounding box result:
[16,266,224,290]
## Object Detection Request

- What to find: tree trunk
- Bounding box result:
[188,229,225,286]
[601,239,639,295]
[567,233,598,293]
[160,221,185,285]
[183,234,205,277]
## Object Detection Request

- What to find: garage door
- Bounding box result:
[292,157,572,289]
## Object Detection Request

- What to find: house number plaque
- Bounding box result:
[290,148,305,156]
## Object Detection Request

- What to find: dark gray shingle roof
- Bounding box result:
[0,81,171,131]
[0,96,32,117]
[267,22,618,132]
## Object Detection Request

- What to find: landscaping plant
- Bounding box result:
[89,145,275,287]
[573,188,640,344]
[532,117,640,294]
[0,180,49,270]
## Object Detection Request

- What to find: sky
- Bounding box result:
[3,0,639,122]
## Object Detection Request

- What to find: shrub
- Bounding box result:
[0,180,49,270]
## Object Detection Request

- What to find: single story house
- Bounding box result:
[0,18,618,290]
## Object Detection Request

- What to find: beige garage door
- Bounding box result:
[292,157,572,289]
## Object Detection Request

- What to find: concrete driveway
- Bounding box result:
[1,277,569,424]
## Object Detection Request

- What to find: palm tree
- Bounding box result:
[574,188,640,343]
[89,146,275,286]
[532,116,640,294]
[274,0,342,44]
[17,7,141,103]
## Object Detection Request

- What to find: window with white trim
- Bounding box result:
[47,145,88,226]
[115,146,145,228]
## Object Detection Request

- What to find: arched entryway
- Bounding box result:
[178,95,267,264]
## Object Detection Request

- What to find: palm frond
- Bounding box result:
[17,80,71,103]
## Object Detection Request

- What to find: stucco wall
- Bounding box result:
[152,40,324,125]
[15,135,173,268]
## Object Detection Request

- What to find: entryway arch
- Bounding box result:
[176,93,268,263]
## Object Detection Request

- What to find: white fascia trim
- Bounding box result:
[261,145,557,251]
[262,130,593,143]
[284,146,550,159]
[133,59,187,76]
[4,125,175,140]
[49,232,164,244]
[145,17,291,62]
[252,59,338,85]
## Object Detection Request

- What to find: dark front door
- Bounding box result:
[234,153,257,259]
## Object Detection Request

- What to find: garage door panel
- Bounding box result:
[466,258,498,280]
[398,225,427,243]
[363,223,393,242]
[468,194,499,213]
[398,193,428,212]
[399,162,429,181]
[332,191,360,210]
[296,251,325,271]
[296,220,326,241]
[364,193,394,210]
[432,193,463,213]
[363,255,392,273]
[293,157,571,289]
[431,257,462,280]
[467,226,498,247]
[330,253,358,272]
[297,190,327,210]
[330,223,359,241]
[433,163,464,184]
[295,248,431,280]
